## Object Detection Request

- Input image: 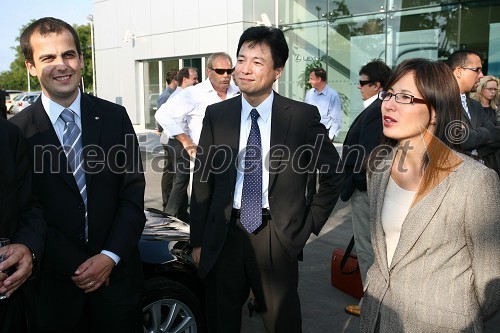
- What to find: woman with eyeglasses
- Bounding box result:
[471,75,499,125]
[359,58,500,333]
[470,75,500,177]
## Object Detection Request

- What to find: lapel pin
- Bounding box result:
[95,116,99,120]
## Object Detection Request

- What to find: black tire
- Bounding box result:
[142,277,206,333]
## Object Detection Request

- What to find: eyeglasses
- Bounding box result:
[209,67,234,75]
[358,80,375,86]
[461,67,482,74]
[378,91,427,104]
[484,87,498,92]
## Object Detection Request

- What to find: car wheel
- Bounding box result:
[142,277,205,333]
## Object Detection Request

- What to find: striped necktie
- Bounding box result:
[60,109,88,240]
[461,94,471,120]
[240,109,263,233]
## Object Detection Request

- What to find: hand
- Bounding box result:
[176,133,197,157]
[192,247,201,266]
[71,254,115,293]
[184,143,198,158]
[0,244,33,297]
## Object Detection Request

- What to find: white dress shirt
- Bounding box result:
[233,93,273,209]
[304,84,342,139]
[41,91,120,265]
[155,79,240,144]
[363,93,378,109]
[381,176,415,267]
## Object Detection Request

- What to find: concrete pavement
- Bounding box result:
[141,148,500,333]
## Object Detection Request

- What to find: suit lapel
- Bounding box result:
[31,100,80,195]
[388,168,453,271]
[269,93,292,193]
[225,96,242,190]
[370,154,392,280]
[80,94,102,186]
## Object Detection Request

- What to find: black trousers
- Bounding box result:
[31,271,143,333]
[164,139,190,221]
[203,215,302,333]
[161,144,174,211]
[0,290,30,333]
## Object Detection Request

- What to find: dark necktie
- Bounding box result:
[240,109,262,233]
[60,109,88,240]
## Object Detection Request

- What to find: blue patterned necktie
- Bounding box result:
[461,94,471,120]
[240,109,263,233]
[60,109,88,240]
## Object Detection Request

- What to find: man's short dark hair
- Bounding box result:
[236,26,289,69]
[310,67,327,81]
[21,17,82,64]
[177,67,196,84]
[165,70,178,85]
[446,49,482,70]
[359,59,392,89]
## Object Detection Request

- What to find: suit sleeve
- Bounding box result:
[11,124,46,260]
[464,168,500,320]
[103,109,146,261]
[461,102,500,154]
[307,106,344,235]
[190,106,215,247]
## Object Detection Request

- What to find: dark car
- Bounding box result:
[140,208,206,333]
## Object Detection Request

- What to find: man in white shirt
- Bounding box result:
[304,67,342,203]
[155,53,239,221]
[304,67,342,140]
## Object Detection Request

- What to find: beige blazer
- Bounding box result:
[360,149,500,333]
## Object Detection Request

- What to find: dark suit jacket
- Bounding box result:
[0,117,45,255]
[10,93,145,293]
[340,99,383,201]
[461,98,500,154]
[190,93,344,277]
[0,117,45,332]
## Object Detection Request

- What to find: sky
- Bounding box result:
[0,0,93,72]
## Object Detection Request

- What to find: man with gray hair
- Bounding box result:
[155,53,239,221]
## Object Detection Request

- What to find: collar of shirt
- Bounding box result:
[363,93,378,108]
[204,78,240,97]
[42,90,82,127]
[314,84,330,96]
[241,91,273,123]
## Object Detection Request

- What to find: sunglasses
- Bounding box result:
[460,67,482,74]
[359,80,375,86]
[209,67,234,75]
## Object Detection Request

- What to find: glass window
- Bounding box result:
[144,61,159,130]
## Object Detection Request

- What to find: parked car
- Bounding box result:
[5,89,24,113]
[10,92,41,114]
[140,208,206,333]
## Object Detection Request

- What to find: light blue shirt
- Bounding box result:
[233,92,273,209]
[304,84,342,139]
[41,91,120,265]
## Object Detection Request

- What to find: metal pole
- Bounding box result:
[27,68,31,92]
[88,15,96,96]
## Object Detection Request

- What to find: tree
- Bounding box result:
[0,20,93,93]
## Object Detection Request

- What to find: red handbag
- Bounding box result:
[331,237,364,299]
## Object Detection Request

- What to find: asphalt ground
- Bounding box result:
[141,149,500,333]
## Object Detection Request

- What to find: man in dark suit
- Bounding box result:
[447,50,500,173]
[0,116,45,332]
[341,59,392,317]
[11,17,145,332]
[190,26,343,333]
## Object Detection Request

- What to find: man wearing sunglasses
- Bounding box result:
[341,59,392,317]
[447,50,500,174]
[155,53,239,221]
